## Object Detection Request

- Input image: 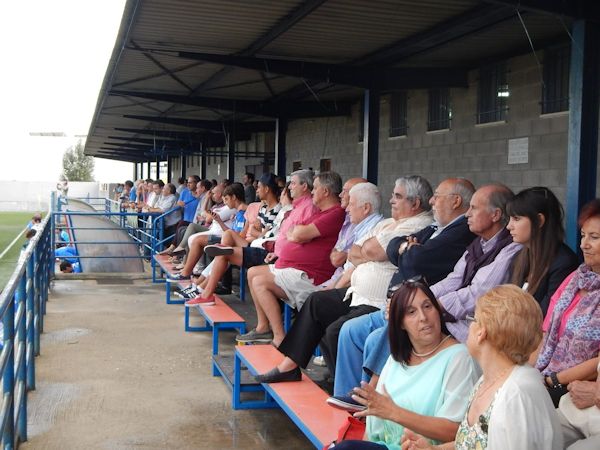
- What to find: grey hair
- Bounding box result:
[484,183,515,226]
[349,182,381,213]
[291,169,315,191]
[395,175,433,211]
[315,171,343,197]
[450,178,475,206]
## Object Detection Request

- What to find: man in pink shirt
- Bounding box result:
[239,170,346,346]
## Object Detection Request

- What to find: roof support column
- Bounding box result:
[133,163,138,180]
[566,20,600,250]
[362,89,380,184]
[201,145,207,179]
[275,118,287,177]
[155,158,160,180]
[167,157,172,182]
[181,154,187,179]
[146,162,151,180]
[227,133,235,180]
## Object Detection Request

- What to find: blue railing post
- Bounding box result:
[15,275,27,443]
[26,255,35,391]
[3,290,16,449]
[32,246,41,357]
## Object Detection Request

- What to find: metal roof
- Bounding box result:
[85,0,592,162]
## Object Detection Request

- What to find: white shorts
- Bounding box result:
[269,266,318,310]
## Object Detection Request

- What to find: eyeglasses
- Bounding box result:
[386,275,428,299]
[465,314,477,323]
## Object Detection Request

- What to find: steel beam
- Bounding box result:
[111,90,352,119]
[362,90,380,184]
[275,118,287,177]
[566,20,600,250]
[123,114,276,133]
[484,0,600,22]
[176,51,468,89]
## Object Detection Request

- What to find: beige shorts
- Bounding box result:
[269,266,318,310]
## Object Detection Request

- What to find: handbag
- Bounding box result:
[322,416,366,449]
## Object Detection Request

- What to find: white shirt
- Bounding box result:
[345,210,434,308]
[488,364,563,450]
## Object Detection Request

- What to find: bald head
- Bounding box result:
[430,178,475,226]
[340,177,368,209]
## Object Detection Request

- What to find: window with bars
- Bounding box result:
[389,92,408,137]
[477,63,509,124]
[542,46,570,114]
[428,88,451,131]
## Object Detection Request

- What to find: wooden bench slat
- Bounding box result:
[236,345,349,448]
[199,296,244,324]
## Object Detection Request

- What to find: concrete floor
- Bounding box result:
[21,279,312,450]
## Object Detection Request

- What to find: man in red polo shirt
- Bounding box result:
[239,170,346,346]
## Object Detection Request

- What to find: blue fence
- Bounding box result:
[51,196,178,273]
[0,214,52,448]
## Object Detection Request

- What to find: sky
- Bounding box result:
[0,0,132,183]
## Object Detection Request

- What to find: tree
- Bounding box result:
[62,139,94,181]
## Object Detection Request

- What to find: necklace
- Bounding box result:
[475,365,514,401]
[411,334,451,358]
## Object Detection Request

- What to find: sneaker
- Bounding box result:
[235,328,274,343]
[167,273,190,282]
[205,244,234,257]
[326,394,366,412]
[313,355,326,367]
[174,286,201,299]
[185,294,216,307]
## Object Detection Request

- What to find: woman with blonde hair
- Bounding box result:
[401,285,562,450]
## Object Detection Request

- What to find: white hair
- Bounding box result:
[349,182,381,213]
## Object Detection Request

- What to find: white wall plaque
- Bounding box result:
[508,137,529,164]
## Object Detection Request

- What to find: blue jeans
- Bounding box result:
[334,309,388,396]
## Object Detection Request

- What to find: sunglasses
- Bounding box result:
[386,275,428,300]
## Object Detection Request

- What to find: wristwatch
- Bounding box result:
[546,372,563,389]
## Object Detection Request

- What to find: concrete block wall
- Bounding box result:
[285,52,572,215]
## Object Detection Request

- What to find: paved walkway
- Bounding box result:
[21,279,310,449]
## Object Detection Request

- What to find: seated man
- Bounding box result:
[331,177,476,401]
[344,184,522,397]
[147,183,181,242]
[168,183,242,280]
[183,173,282,305]
[59,260,81,273]
[255,175,434,383]
[240,171,346,346]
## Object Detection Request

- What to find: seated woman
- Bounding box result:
[168,183,244,280]
[325,277,479,450]
[531,199,600,407]
[506,186,579,315]
[401,285,562,450]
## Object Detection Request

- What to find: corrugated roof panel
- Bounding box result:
[261,0,479,61]
[400,14,570,67]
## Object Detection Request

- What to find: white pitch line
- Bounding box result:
[0,226,27,260]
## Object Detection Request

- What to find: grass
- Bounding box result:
[0,212,38,291]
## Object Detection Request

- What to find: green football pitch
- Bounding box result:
[0,212,39,291]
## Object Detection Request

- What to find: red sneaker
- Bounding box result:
[185,294,216,307]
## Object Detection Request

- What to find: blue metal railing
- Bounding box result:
[0,213,52,448]
[51,196,179,273]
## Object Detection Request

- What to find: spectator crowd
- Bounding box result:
[119,169,599,450]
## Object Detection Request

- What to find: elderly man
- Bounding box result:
[338,184,521,403]
[255,175,434,383]
[239,171,346,346]
[176,175,200,227]
[330,177,476,401]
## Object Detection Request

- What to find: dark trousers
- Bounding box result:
[332,441,386,450]
[173,221,190,246]
[278,288,379,378]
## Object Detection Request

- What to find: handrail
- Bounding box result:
[0,211,52,447]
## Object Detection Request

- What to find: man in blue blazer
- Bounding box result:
[330,178,477,405]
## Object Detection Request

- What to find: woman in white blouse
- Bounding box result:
[401,284,562,450]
